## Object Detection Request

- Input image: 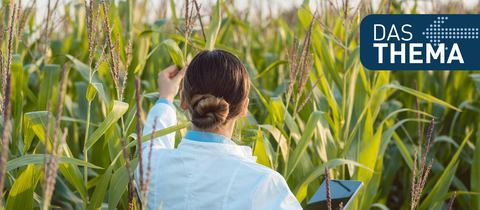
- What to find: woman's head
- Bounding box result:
[180,49,250,131]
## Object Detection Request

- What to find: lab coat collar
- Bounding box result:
[183,130,237,145]
[178,137,258,163]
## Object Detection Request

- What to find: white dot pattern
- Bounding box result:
[422,16,478,50]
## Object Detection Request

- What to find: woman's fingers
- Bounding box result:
[163,65,178,74]
[158,65,179,79]
[157,66,186,102]
[173,67,187,83]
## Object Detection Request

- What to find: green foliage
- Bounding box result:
[84,101,129,151]
[163,39,185,69]
[6,155,102,171]
[419,132,473,210]
[5,165,36,210]
[205,0,222,50]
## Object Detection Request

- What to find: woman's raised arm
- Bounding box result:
[141,65,186,150]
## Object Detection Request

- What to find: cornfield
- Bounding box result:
[0,0,479,209]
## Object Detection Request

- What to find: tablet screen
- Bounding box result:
[304,180,364,210]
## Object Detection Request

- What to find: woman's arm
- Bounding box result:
[142,65,186,150]
[142,99,178,149]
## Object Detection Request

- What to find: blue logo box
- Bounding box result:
[360,14,479,70]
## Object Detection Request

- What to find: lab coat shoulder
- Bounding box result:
[246,163,302,210]
[230,158,302,210]
[142,99,178,150]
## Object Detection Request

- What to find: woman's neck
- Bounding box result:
[191,120,235,139]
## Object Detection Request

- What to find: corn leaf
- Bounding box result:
[345,45,360,71]
[126,122,191,148]
[65,54,102,83]
[88,164,114,210]
[169,0,178,25]
[128,31,153,76]
[6,154,102,172]
[23,114,36,155]
[286,111,324,179]
[371,203,389,210]
[434,191,480,209]
[356,124,383,207]
[84,100,129,151]
[378,118,430,158]
[253,128,272,168]
[5,164,36,210]
[24,111,88,200]
[87,175,104,190]
[361,156,384,209]
[37,64,61,111]
[392,132,414,171]
[134,43,162,73]
[60,116,99,127]
[163,39,185,69]
[255,60,288,79]
[258,125,288,162]
[205,0,222,50]
[86,83,98,102]
[108,158,139,210]
[270,97,285,125]
[11,55,24,155]
[92,83,107,104]
[377,84,460,111]
[22,83,38,107]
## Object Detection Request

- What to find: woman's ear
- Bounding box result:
[180,90,187,111]
[239,98,249,117]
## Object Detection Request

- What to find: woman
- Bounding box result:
[135,49,302,210]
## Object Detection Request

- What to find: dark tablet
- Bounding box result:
[304,180,364,210]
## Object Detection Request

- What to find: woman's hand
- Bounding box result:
[158,65,186,103]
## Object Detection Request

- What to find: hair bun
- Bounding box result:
[190,94,230,130]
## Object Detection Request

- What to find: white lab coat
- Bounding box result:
[134,99,302,210]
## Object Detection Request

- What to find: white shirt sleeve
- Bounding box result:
[142,99,178,150]
[251,172,303,210]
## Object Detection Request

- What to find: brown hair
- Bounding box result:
[183,49,250,130]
